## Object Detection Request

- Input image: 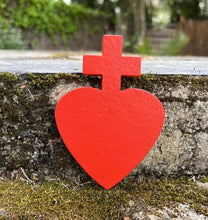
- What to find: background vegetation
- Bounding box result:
[0,0,208,53]
[0,0,105,49]
[166,0,208,23]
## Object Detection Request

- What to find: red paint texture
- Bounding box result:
[55,35,165,189]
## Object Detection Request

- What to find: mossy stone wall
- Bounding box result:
[0,73,208,182]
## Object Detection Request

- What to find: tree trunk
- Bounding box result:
[116,0,146,50]
[119,0,130,42]
[133,0,146,44]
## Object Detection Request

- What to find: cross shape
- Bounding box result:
[83,35,141,92]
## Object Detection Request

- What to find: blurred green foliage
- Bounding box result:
[10,0,89,36]
[0,24,25,49]
[72,0,117,29]
[0,0,8,27]
[0,0,104,48]
[160,31,189,55]
[165,0,206,22]
[146,1,157,26]
[135,38,153,55]
[0,1,25,49]
[136,32,189,56]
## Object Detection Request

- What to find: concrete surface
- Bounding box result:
[0,50,208,75]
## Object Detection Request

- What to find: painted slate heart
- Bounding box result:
[55,35,165,189]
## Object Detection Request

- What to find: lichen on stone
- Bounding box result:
[0,72,208,185]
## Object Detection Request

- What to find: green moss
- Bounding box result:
[26,73,101,91]
[1,72,208,93]
[199,176,208,183]
[0,177,207,219]
[1,73,208,124]
[27,73,80,89]
[122,74,208,107]
[1,72,208,124]
[0,72,19,83]
[124,177,208,215]
[121,74,208,92]
[0,180,129,219]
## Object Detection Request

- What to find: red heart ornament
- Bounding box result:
[55,35,165,189]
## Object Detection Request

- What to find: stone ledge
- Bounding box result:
[0,56,208,75]
[0,73,208,182]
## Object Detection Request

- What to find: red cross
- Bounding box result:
[83,35,141,92]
